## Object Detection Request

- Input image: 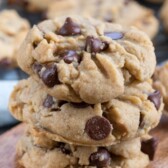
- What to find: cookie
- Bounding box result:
[16,130,149,168]
[17,16,156,104]
[9,77,163,146]
[0,10,30,68]
[31,126,158,162]
[153,62,168,112]
[46,0,159,39]
[160,0,168,34]
[8,0,53,12]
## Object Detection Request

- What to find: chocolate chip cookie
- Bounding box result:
[46,0,159,39]
[0,10,30,68]
[16,129,150,168]
[9,77,163,146]
[17,16,156,104]
[153,62,168,112]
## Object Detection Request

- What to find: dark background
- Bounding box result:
[0,0,168,134]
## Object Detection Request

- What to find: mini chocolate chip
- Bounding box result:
[43,95,54,108]
[89,148,111,168]
[61,50,80,64]
[41,64,59,88]
[32,62,43,75]
[0,58,12,67]
[141,138,158,160]
[85,36,109,54]
[70,102,90,108]
[51,108,61,111]
[33,41,39,48]
[104,32,124,40]
[148,90,161,110]
[57,143,71,155]
[139,113,145,128]
[58,17,81,36]
[85,116,112,140]
[58,101,67,107]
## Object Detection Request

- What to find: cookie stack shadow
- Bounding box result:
[9,15,164,168]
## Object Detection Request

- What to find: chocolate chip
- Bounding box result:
[33,41,39,48]
[58,101,67,107]
[0,58,12,68]
[43,95,54,108]
[32,62,43,75]
[57,143,71,155]
[85,36,109,54]
[70,102,90,108]
[58,17,81,36]
[141,138,158,160]
[51,101,67,111]
[85,116,112,140]
[41,64,59,88]
[148,90,161,110]
[104,32,124,40]
[61,50,80,64]
[139,113,145,128]
[89,148,111,167]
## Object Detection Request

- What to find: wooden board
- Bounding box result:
[0,124,25,168]
[0,116,168,168]
[147,115,168,168]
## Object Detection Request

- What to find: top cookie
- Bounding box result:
[0,10,30,68]
[17,16,156,104]
[46,0,159,39]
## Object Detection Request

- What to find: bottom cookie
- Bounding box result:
[16,129,150,168]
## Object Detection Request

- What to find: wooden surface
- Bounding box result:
[147,115,168,168]
[0,116,168,168]
[0,124,25,168]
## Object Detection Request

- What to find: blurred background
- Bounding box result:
[0,0,168,134]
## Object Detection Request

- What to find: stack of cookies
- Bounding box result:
[9,16,163,168]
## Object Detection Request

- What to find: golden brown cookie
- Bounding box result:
[0,10,30,68]
[46,0,159,39]
[9,77,163,146]
[16,129,150,168]
[17,16,156,104]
